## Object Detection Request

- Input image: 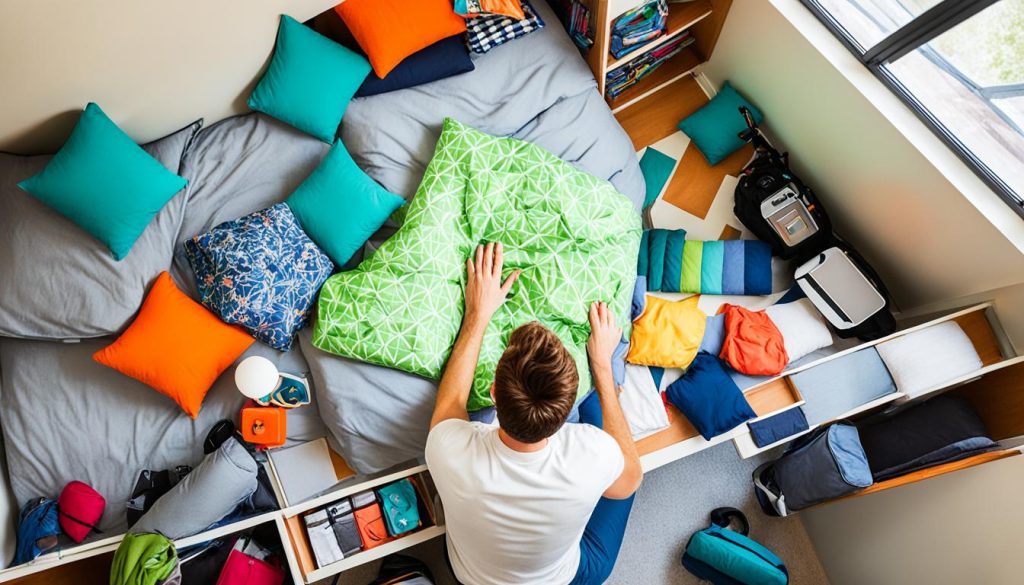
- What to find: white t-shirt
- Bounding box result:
[424,419,624,585]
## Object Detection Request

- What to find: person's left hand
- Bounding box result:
[464,243,520,329]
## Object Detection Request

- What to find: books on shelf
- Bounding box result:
[605,31,695,99]
[569,1,594,49]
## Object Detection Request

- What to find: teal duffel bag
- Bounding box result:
[682,508,789,585]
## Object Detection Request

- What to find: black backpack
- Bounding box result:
[733,107,833,263]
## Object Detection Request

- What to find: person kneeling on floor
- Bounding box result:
[425,243,643,585]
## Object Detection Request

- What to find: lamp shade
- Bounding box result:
[234,356,279,399]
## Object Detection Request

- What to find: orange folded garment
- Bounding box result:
[718,304,788,376]
[354,502,396,550]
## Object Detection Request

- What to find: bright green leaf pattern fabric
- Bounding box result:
[313,118,641,410]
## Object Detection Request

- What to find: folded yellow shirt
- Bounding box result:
[627,295,707,369]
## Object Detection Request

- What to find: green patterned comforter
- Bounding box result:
[313,118,641,410]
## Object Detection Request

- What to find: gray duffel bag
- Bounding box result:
[753,423,873,516]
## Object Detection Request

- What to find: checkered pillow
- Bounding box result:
[465,0,544,54]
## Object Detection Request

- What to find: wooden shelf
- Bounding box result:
[607,0,712,71]
[840,449,1020,501]
[637,374,802,459]
[607,46,701,112]
[953,309,1003,366]
[614,74,709,150]
[283,469,444,583]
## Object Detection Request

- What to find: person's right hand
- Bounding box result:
[464,243,520,330]
[587,301,622,377]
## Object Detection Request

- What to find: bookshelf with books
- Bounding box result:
[550,0,733,113]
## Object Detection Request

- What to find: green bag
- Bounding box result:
[110,532,178,585]
[378,479,421,537]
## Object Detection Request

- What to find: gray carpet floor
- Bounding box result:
[316,442,829,584]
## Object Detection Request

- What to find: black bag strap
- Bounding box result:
[709,507,749,536]
[57,509,103,534]
[204,419,237,454]
[738,106,783,165]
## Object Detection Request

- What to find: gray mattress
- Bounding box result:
[1,0,645,515]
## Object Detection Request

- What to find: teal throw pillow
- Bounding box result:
[17,103,188,260]
[677,82,763,166]
[248,15,371,143]
[286,141,405,266]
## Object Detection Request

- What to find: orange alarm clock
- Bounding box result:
[240,404,287,449]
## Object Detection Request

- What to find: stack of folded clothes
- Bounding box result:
[610,0,668,59]
[606,32,694,99]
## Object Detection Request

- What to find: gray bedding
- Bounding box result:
[341,0,643,205]
[1,0,645,512]
[0,121,198,340]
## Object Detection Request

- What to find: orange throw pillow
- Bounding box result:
[93,272,254,418]
[718,304,788,376]
[336,0,467,78]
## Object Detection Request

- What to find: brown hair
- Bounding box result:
[493,322,579,443]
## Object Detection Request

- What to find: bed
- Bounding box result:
[0,0,645,532]
[312,0,645,473]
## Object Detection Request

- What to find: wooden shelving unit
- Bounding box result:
[605,0,712,71]
[638,300,1024,492]
[566,0,733,113]
[609,46,701,112]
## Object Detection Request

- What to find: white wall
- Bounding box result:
[801,455,1024,585]
[0,0,339,154]
[701,0,1024,324]
[704,3,1024,583]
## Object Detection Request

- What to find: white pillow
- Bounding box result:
[766,298,834,363]
[875,321,982,398]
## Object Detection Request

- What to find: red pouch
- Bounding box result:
[58,480,105,543]
[215,549,285,585]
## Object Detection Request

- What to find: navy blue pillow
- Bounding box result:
[355,36,474,98]
[665,353,757,440]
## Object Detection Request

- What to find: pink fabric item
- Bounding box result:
[216,549,285,585]
[58,481,106,543]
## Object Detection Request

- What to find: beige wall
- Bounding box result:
[801,455,1024,585]
[705,3,1024,583]
[702,0,1024,322]
[0,0,339,154]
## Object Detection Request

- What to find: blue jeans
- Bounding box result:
[570,391,636,585]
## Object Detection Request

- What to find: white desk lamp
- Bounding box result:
[234,356,280,400]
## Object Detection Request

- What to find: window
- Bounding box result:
[801,0,1024,217]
